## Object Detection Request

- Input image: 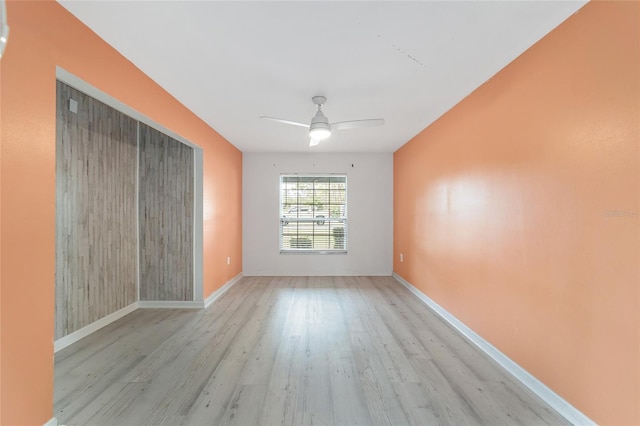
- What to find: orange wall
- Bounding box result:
[394,2,639,425]
[0,1,242,424]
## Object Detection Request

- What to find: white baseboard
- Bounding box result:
[241,272,391,277]
[391,272,595,426]
[43,417,59,426]
[54,296,206,352]
[51,273,242,352]
[54,302,138,352]
[53,274,245,352]
[137,300,204,309]
[205,273,243,308]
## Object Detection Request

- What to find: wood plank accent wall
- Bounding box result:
[138,123,194,301]
[55,81,138,339]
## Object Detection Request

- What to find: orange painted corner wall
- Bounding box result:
[0,1,242,424]
[393,2,639,425]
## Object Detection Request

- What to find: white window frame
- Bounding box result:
[279,174,347,254]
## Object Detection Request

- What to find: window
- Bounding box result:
[280,174,347,253]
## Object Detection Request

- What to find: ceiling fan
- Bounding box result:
[260,96,384,147]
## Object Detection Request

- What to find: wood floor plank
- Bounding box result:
[341,278,420,383]
[349,331,411,425]
[64,382,148,426]
[55,276,569,426]
[328,350,373,426]
[54,309,195,420]
[292,278,335,426]
[258,334,304,425]
[182,358,247,425]
[392,381,443,425]
[118,280,271,423]
[218,384,269,426]
[409,356,485,424]
[238,278,294,385]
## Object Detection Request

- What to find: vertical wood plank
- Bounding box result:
[55,81,138,339]
[138,123,194,301]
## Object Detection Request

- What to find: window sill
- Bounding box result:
[280,250,348,255]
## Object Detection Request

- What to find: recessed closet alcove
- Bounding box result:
[55,78,200,341]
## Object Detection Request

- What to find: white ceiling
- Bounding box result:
[58,1,586,153]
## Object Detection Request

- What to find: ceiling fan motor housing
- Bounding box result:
[310,109,330,129]
[310,106,331,140]
[311,96,330,130]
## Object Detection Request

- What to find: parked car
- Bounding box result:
[282,205,326,225]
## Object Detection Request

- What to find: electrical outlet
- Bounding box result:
[227,256,231,265]
[400,253,404,263]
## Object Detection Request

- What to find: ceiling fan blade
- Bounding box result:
[309,138,320,147]
[331,118,385,131]
[260,116,309,128]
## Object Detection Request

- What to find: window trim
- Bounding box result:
[279,173,348,254]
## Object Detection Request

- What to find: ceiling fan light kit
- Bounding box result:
[309,123,331,141]
[309,126,331,141]
[309,96,331,141]
[260,95,384,147]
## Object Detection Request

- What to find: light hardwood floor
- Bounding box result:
[55,276,569,425]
